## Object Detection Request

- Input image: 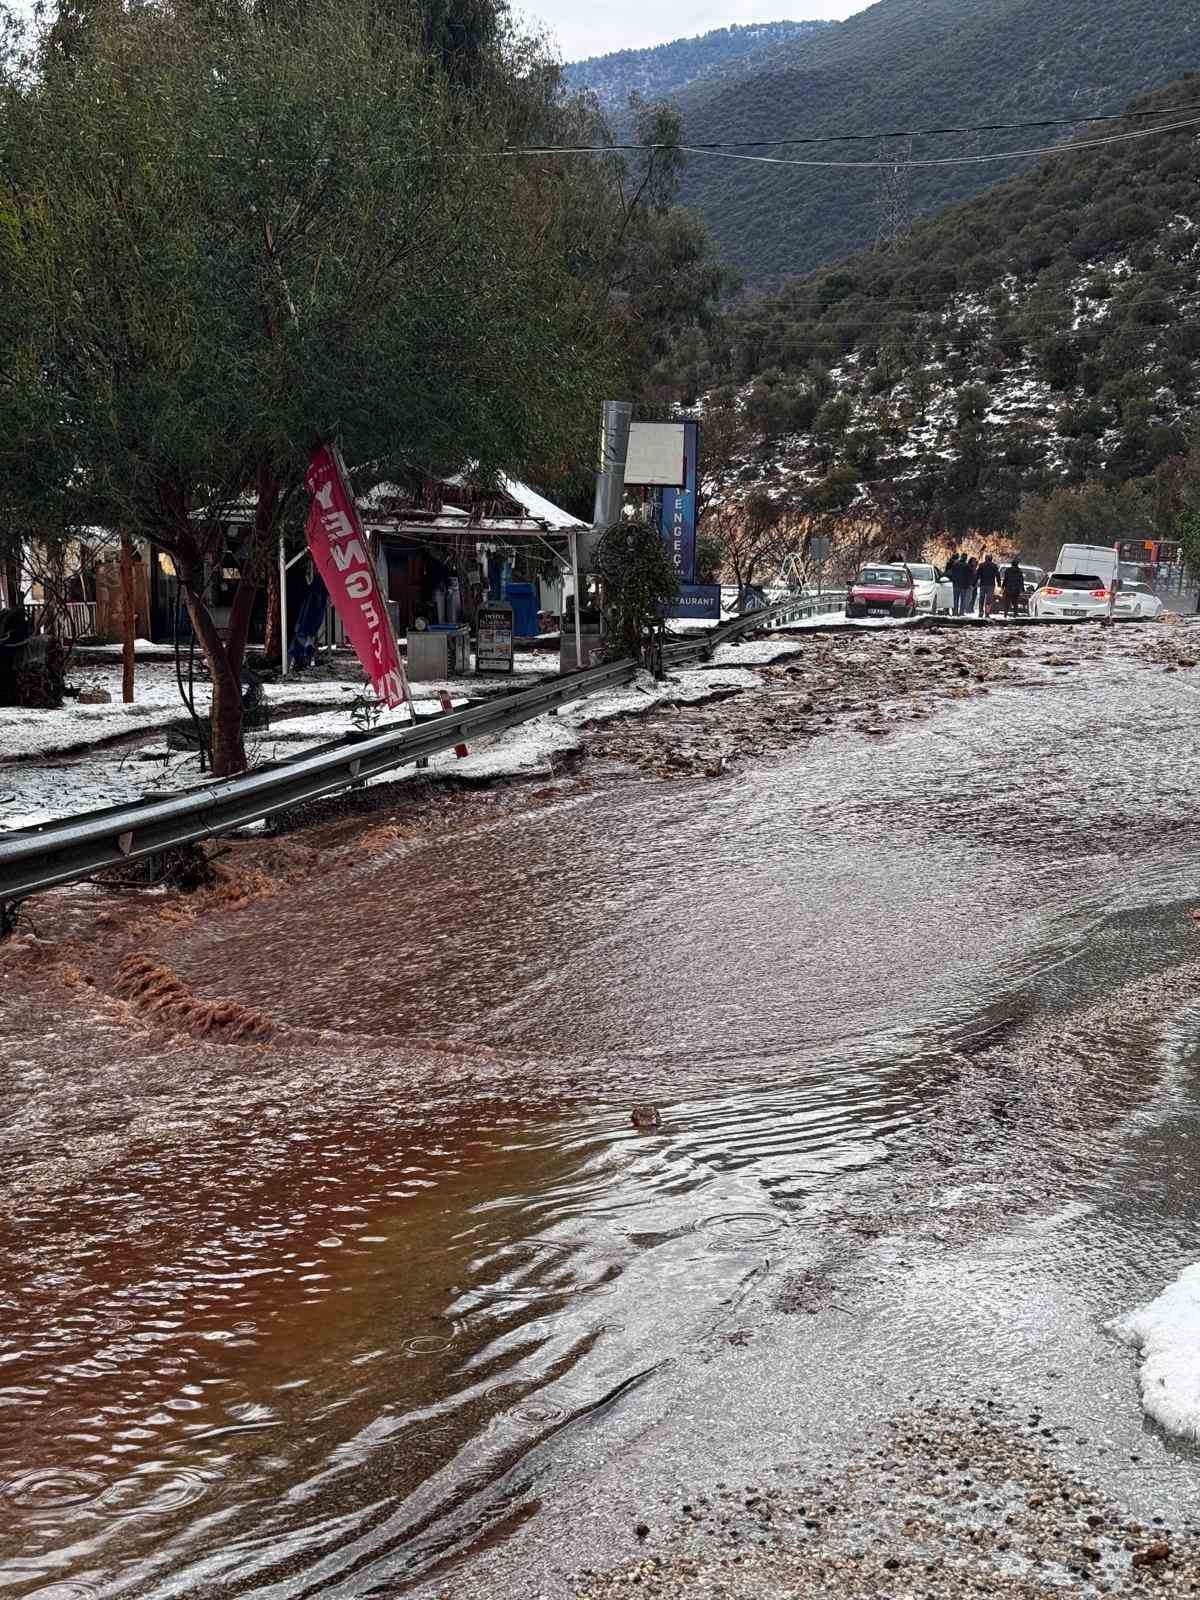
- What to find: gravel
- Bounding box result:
[573,1401,1200,1598]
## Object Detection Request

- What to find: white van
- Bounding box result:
[1030,543,1119,620]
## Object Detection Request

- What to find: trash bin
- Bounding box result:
[407,623,470,681]
[504,581,540,639]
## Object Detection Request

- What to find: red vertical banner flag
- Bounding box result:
[305,444,409,710]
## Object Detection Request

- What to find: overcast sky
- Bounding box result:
[524,0,866,65]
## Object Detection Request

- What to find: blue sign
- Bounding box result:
[662,583,721,620]
[659,420,698,586]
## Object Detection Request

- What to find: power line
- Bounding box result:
[490,100,1200,157]
[678,112,1200,170]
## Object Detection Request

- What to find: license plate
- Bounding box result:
[1063,607,1086,617]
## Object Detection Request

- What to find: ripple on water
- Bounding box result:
[401,1332,459,1357]
[23,1585,102,1600]
[495,1239,575,1262]
[2,1468,106,1510]
[94,1466,215,1518]
[514,1400,568,1424]
[698,1211,785,1247]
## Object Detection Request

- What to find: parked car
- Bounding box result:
[1019,565,1045,595]
[846,565,917,619]
[900,562,954,614]
[1028,571,1117,620]
[1113,582,1165,620]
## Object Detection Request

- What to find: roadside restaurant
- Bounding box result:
[142,473,588,657]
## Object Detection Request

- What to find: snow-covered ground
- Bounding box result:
[708,638,806,667]
[77,637,162,656]
[1112,1264,1200,1439]
[0,663,762,829]
[679,610,914,661]
[0,653,560,761]
[0,661,358,761]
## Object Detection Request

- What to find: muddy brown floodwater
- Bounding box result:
[6,621,1200,1599]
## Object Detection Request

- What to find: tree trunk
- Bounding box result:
[264,551,282,669]
[119,530,136,704]
[184,585,246,777]
[3,555,20,608]
[254,462,282,669]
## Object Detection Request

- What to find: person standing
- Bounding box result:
[1000,555,1025,618]
[947,553,966,616]
[963,555,978,617]
[976,551,1000,618]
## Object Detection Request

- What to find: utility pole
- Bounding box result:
[874,139,913,252]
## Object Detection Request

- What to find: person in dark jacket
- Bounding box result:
[946,553,967,616]
[976,552,1001,617]
[1000,555,1025,617]
[963,555,978,616]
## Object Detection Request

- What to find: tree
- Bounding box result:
[0,0,619,773]
[1175,434,1200,580]
[595,518,677,662]
[701,490,792,603]
[1017,480,1152,568]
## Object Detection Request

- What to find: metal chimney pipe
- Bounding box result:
[583,400,632,570]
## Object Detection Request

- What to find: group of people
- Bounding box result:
[945,551,1026,618]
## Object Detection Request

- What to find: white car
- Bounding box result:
[1113,581,1165,620]
[898,562,954,614]
[1028,571,1117,621]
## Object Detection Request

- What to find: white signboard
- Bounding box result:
[624,422,686,487]
[476,601,514,673]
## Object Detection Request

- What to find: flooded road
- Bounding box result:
[5,621,1200,1597]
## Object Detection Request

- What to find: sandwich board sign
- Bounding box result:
[476,601,514,673]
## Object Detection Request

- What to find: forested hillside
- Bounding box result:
[670,0,1200,283]
[669,78,1200,552]
[562,20,830,115]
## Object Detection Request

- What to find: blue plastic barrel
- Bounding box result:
[504,582,539,638]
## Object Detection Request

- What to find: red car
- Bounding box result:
[846,564,916,620]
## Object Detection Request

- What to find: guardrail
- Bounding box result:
[0,590,844,915]
[0,656,639,906]
[663,589,847,665]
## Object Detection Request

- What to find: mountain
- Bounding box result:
[562,20,832,115]
[674,78,1200,549]
[669,0,1200,284]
